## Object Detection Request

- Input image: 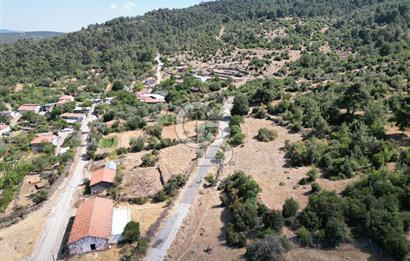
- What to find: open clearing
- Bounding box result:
[168,118,364,260]
[0,207,47,261]
[121,144,197,198]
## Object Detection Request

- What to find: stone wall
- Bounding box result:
[68,236,108,255]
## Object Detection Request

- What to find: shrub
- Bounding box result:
[116,147,128,155]
[229,132,246,146]
[130,137,144,152]
[122,221,140,243]
[226,223,246,247]
[230,125,242,137]
[32,189,48,204]
[140,152,158,167]
[253,107,267,119]
[307,167,318,182]
[153,190,169,202]
[311,182,321,193]
[324,216,349,248]
[130,196,148,205]
[205,173,217,187]
[296,226,312,246]
[282,198,299,218]
[263,210,284,232]
[245,235,286,261]
[145,124,163,138]
[230,115,244,127]
[256,128,277,142]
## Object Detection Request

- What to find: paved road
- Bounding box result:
[144,98,233,261]
[30,107,96,261]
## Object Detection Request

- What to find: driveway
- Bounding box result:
[30,106,96,261]
[144,98,233,261]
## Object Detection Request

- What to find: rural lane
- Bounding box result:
[144,97,233,261]
[30,107,96,261]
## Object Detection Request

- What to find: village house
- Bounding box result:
[136,92,165,104]
[90,161,117,194]
[0,123,11,136]
[56,95,75,105]
[68,197,113,255]
[68,197,131,255]
[60,113,85,123]
[30,132,58,152]
[72,106,90,114]
[18,104,41,114]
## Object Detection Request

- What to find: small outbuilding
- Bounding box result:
[30,132,58,152]
[137,92,165,104]
[68,197,113,255]
[18,104,41,114]
[56,95,75,105]
[60,113,85,123]
[90,162,117,194]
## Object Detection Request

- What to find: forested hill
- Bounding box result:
[0,0,408,86]
[0,31,64,45]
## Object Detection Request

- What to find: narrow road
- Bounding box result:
[155,53,164,84]
[144,98,233,261]
[30,106,96,261]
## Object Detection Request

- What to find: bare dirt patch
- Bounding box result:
[286,242,377,261]
[162,121,203,140]
[0,207,47,260]
[225,118,356,209]
[69,246,121,261]
[120,202,167,235]
[167,186,245,261]
[15,83,24,92]
[168,118,360,261]
[121,144,197,198]
[14,174,44,208]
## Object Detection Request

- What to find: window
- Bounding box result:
[90,244,96,250]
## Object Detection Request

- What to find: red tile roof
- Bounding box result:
[68,197,113,244]
[60,113,84,119]
[18,104,39,112]
[57,95,74,105]
[31,132,54,145]
[90,167,116,186]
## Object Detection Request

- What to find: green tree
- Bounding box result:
[340,83,371,115]
[282,198,299,218]
[112,81,125,91]
[122,221,140,243]
[231,93,250,116]
[130,137,144,152]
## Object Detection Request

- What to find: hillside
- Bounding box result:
[0,0,408,86]
[0,31,64,45]
[0,0,409,260]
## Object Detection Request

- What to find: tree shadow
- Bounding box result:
[217,206,231,244]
